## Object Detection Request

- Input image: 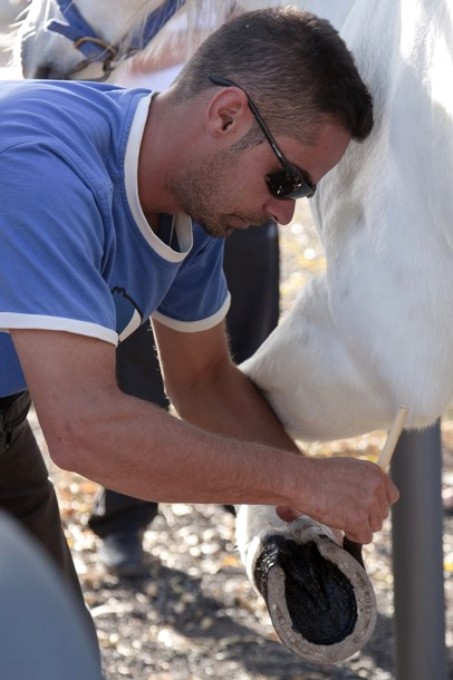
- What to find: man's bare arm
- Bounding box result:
[11,328,398,544]
[153,319,300,450]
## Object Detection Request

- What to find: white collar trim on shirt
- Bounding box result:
[124,93,193,262]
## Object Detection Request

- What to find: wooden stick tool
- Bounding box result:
[343,406,408,566]
[377,406,408,472]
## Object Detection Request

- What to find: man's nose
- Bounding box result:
[266,197,296,225]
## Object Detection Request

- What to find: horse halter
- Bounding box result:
[46,0,185,80]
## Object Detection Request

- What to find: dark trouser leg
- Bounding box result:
[223,220,280,363]
[222,221,280,516]
[115,319,170,407]
[88,488,158,537]
[0,392,99,657]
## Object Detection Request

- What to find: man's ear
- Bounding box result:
[205,87,251,138]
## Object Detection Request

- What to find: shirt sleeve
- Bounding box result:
[0,142,118,344]
[152,224,231,332]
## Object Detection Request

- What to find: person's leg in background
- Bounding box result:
[89,221,280,576]
[221,219,280,516]
[223,220,279,364]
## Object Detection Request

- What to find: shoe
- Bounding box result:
[223,505,236,516]
[98,530,148,577]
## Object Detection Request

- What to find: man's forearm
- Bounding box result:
[166,361,301,453]
[13,327,398,546]
[35,383,397,545]
[40,388,299,506]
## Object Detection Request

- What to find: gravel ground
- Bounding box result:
[34,415,453,680]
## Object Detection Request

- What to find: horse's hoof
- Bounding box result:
[253,516,377,664]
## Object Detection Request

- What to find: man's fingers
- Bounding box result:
[345,528,373,545]
[276,505,301,522]
[384,473,400,505]
[369,511,384,533]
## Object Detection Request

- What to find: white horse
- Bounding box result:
[242,0,453,442]
[14,0,453,665]
[15,0,226,80]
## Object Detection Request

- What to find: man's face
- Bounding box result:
[167,120,351,238]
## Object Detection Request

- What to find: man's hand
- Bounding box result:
[279,456,399,545]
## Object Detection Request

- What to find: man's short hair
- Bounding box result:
[172,7,373,143]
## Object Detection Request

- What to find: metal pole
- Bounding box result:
[390,421,447,680]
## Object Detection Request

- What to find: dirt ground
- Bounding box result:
[31,414,453,680]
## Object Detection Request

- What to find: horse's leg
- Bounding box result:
[236,504,377,663]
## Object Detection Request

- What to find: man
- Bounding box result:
[0,6,398,651]
[87,0,281,577]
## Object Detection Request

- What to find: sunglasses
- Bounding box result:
[208,75,316,200]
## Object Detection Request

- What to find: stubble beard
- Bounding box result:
[166,150,265,238]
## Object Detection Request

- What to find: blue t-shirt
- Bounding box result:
[0,80,229,396]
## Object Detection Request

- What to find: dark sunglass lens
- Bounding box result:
[266,170,316,200]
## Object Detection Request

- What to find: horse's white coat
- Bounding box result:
[241,0,453,440]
